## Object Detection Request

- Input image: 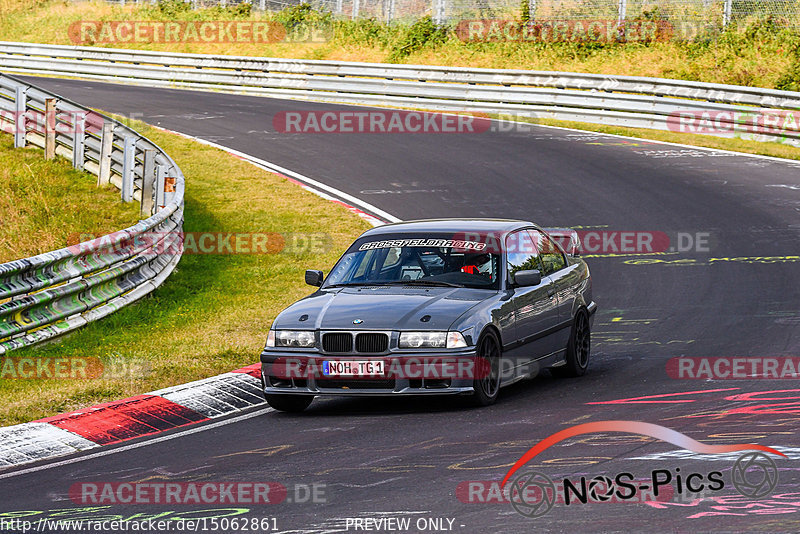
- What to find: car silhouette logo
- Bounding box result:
[353,319,363,324]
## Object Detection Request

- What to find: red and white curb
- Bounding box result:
[0,364,265,469]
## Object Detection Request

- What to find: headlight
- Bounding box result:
[268,330,315,348]
[399,331,468,349]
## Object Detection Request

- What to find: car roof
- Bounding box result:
[360,218,536,236]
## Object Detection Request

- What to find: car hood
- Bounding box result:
[272,286,489,331]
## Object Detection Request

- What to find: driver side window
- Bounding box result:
[506,230,544,283]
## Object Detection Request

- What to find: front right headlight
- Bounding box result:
[399,331,468,349]
[267,330,315,348]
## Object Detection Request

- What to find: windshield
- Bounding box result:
[323,234,501,290]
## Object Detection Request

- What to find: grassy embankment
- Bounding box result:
[1,0,799,158]
[0,135,139,263]
[0,119,370,425]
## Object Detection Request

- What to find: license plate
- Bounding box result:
[322,360,385,377]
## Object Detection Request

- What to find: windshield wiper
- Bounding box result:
[382,280,464,288]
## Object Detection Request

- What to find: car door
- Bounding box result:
[533,229,580,349]
[504,230,560,369]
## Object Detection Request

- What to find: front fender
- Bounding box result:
[448,292,511,348]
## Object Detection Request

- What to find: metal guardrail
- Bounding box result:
[0,72,185,354]
[1,41,798,146]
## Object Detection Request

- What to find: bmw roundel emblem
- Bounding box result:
[353,319,363,325]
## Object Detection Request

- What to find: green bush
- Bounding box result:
[388,17,448,62]
[157,0,192,18]
[230,1,252,18]
[274,2,331,27]
[777,43,800,91]
[336,18,392,48]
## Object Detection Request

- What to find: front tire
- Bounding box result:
[265,394,313,413]
[552,309,590,378]
[471,329,502,406]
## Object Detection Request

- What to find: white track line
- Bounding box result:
[156,127,401,224]
[0,406,274,480]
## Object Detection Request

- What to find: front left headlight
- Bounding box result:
[267,330,315,348]
[399,331,467,349]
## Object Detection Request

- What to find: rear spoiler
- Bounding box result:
[543,228,581,257]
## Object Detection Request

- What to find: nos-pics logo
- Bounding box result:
[500,420,783,518]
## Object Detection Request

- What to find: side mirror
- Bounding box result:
[305,270,323,287]
[512,269,542,287]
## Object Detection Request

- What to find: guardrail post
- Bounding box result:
[723,0,732,27]
[526,0,536,22]
[385,0,395,23]
[121,135,135,202]
[335,0,343,15]
[618,0,627,23]
[44,98,56,160]
[98,122,114,186]
[14,86,26,148]
[72,112,86,170]
[141,149,156,216]
[155,164,166,210]
[433,0,446,26]
[353,0,360,19]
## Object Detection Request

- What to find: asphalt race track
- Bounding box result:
[1,77,799,533]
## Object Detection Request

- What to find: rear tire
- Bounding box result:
[471,329,502,406]
[551,309,590,378]
[265,394,313,413]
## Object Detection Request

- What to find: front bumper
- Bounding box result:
[260,349,478,396]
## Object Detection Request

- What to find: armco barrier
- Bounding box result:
[1,41,799,145]
[0,72,185,354]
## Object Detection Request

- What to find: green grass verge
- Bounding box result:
[0,135,140,263]
[0,120,370,426]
